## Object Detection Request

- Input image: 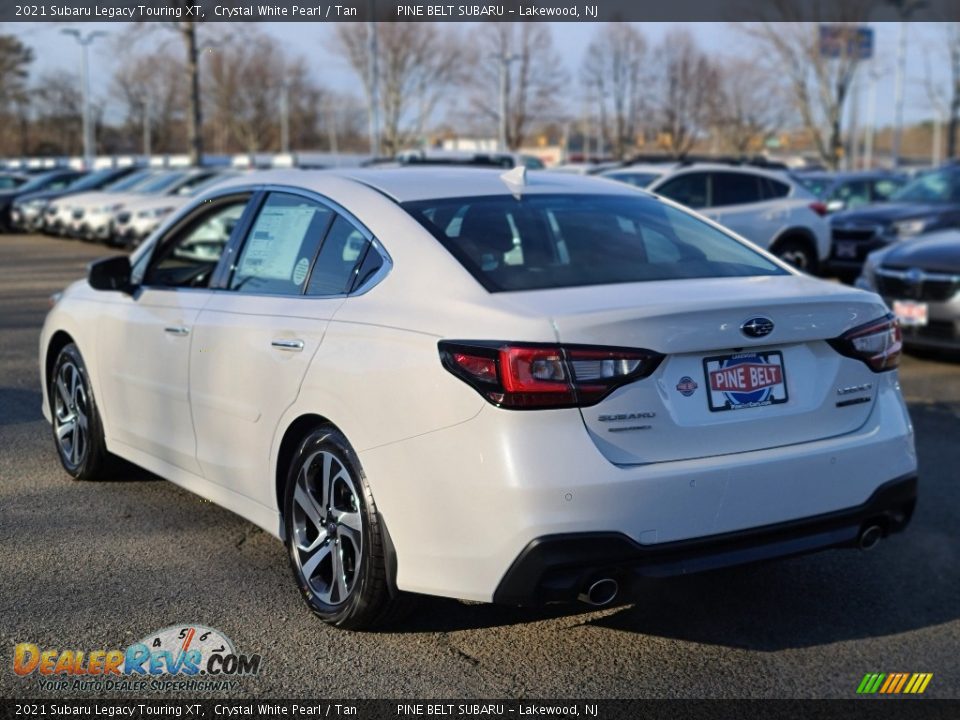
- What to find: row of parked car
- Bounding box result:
[0,165,238,248]
[2,152,958,353]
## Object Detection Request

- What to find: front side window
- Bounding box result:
[404,194,787,293]
[230,193,333,295]
[144,199,249,288]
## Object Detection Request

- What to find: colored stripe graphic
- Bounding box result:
[857,672,933,695]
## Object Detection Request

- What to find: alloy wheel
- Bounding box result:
[52,360,89,467]
[291,450,364,606]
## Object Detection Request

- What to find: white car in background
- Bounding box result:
[111,171,241,248]
[40,168,915,630]
[602,163,831,272]
[66,168,220,243]
[45,169,157,236]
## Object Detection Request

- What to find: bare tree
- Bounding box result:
[650,29,718,158]
[114,47,187,154]
[742,21,866,169]
[335,23,464,154]
[469,23,567,150]
[204,29,326,154]
[0,32,34,155]
[30,71,83,155]
[932,23,960,159]
[581,23,646,160]
[712,57,786,154]
[127,7,205,164]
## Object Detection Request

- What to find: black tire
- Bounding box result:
[773,237,818,274]
[283,425,405,630]
[49,343,113,480]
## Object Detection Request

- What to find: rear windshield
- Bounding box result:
[403,194,787,292]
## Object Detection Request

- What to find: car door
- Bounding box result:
[702,171,781,247]
[189,191,376,508]
[95,193,254,475]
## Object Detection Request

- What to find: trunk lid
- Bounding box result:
[496,275,888,464]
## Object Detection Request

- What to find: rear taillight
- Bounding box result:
[828,314,902,372]
[439,341,664,409]
[809,201,828,217]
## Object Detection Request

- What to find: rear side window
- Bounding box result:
[403,194,787,293]
[305,216,371,296]
[655,173,708,208]
[763,177,791,199]
[230,193,333,295]
[710,172,764,207]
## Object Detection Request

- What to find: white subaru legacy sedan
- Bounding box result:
[40,168,917,629]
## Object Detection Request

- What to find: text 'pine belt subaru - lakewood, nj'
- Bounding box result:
[40,167,917,629]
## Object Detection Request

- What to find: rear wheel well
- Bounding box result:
[770,230,819,273]
[275,414,335,527]
[45,331,75,390]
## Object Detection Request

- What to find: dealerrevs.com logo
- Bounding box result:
[13,625,262,693]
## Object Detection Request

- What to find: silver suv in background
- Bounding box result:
[602,163,831,272]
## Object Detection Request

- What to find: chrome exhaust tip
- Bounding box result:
[578,578,619,606]
[859,524,883,551]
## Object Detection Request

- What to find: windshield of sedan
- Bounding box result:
[17,172,69,193]
[890,169,960,203]
[136,171,189,194]
[65,168,124,192]
[793,175,831,198]
[103,170,155,192]
[404,194,788,292]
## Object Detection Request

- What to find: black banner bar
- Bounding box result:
[1,700,958,720]
[5,0,960,23]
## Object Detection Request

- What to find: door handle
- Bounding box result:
[271,339,304,352]
[164,326,190,336]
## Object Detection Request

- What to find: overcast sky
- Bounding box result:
[8,21,954,128]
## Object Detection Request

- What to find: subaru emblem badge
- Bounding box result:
[741,317,774,338]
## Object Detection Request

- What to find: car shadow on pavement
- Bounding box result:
[385,402,959,645]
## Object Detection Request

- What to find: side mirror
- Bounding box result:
[826,199,845,213]
[88,256,133,294]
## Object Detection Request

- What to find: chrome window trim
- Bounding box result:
[134,183,393,299]
[226,184,392,299]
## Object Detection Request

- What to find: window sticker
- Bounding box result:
[238,206,316,281]
[292,257,310,286]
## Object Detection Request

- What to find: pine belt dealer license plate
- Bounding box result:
[703,351,789,412]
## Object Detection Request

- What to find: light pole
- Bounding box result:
[279,78,291,154]
[367,7,381,157]
[889,0,927,167]
[61,29,107,170]
[496,52,520,152]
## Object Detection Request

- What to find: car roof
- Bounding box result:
[663,162,792,179]
[603,164,677,175]
[213,167,644,203]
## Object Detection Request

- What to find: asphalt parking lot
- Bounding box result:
[1,234,958,700]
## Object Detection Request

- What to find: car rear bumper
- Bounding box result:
[359,372,916,602]
[493,473,917,605]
